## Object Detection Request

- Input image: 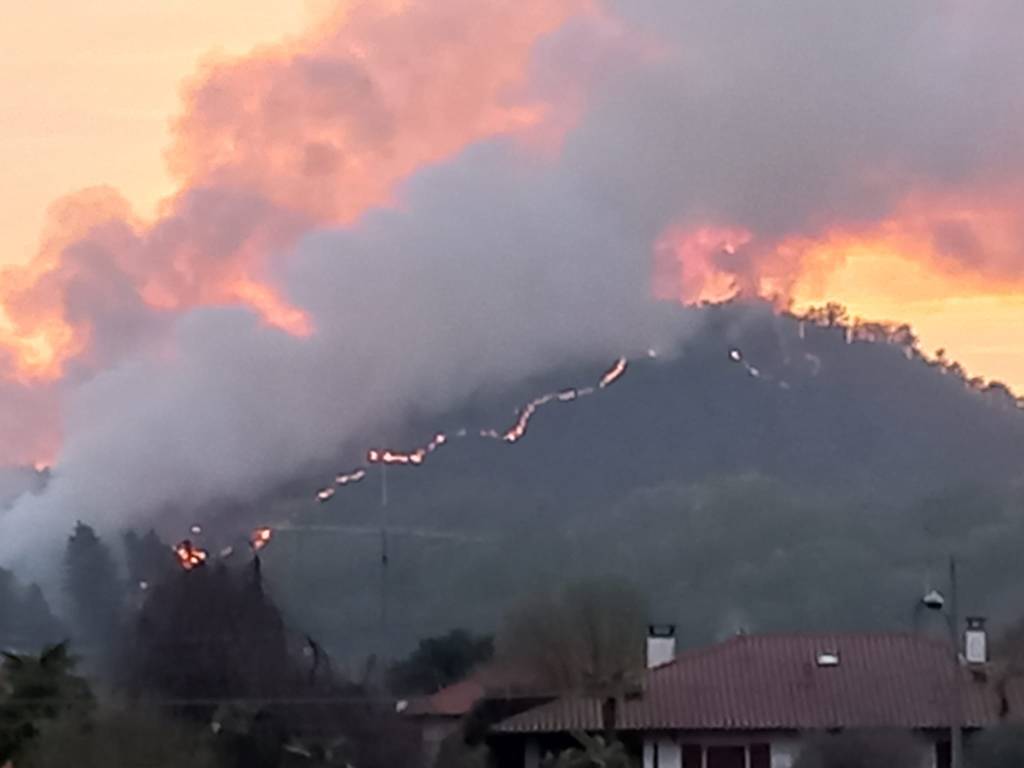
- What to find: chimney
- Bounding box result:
[965,617,987,664]
[647,624,676,668]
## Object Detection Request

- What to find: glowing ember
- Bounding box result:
[250,527,273,552]
[598,358,628,389]
[319,357,637,503]
[367,431,450,466]
[336,468,367,485]
[174,539,208,571]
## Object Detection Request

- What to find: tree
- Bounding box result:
[792,730,924,768]
[0,642,94,764]
[17,585,65,650]
[63,522,125,667]
[388,629,494,695]
[0,569,63,652]
[129,562,290,707]
[20,706,219,768]
[542,733,635,768]
[498,579,647,740]
[122,528,177,590]
[498,580,646,693]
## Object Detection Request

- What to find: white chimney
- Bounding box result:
[965,617,987,664]
[647,624,676,668]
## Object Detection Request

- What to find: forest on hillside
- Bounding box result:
[4,302,1024,664]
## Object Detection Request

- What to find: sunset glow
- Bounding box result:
[656,189,1024,391]
[1,0,1023,473]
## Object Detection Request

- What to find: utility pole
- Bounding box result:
[379,463,390,660]
[949,555,964,768]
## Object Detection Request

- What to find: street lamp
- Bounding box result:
[919,556,963,768]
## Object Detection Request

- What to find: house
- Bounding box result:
[401,664,550,766]
[488,628,1019,768]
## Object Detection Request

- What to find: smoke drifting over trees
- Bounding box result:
[4,0,1024,575]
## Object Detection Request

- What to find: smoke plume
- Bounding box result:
[3,0,1024,571]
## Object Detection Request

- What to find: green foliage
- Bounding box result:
[0,642,94,763]
[20,706,220,768]
[542,733,635,768]
[793,730,925,768]
[388,629,494,695]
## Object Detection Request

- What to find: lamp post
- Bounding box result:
[920,556,963,768]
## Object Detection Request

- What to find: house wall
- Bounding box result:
[643,737,682,768]
[417,717,462,766]
[640,731,943,768]
[769,738,800,768]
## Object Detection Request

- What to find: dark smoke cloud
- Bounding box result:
[587,0,1024,243]
[4,0,1024,572]
[0,137,691,575]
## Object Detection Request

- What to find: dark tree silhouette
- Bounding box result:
[63,522,125,667]
[122,528,177,590]
[388,629,494,695]
[0,569,63,651]
[129,561,289,707]
[0,642,93,764]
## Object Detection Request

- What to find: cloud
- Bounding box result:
[4,0,1024,573]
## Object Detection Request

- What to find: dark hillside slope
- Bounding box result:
[255,303,1024,659]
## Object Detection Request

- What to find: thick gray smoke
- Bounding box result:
[0,137,691,575]
[4,0,1024,575]
[0,467,46,511]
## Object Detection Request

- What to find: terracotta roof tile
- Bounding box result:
[494,633,1012,733]
[404,664,539,717]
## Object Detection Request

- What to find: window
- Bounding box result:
[707,746,746,768]
[681,743,771,768]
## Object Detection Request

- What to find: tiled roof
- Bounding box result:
[494,633,1017,733]
[403,664,540,718]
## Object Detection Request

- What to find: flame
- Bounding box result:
[173,539,208,571]
[250,526,273,552]
[316,357,632,506]
[336,468,367,486]
[367,432,449,466]
[598,358,628,389]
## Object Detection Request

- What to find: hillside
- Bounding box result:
[247,302,1024,661]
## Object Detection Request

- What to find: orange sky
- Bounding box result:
[0,1,324,269]
[790,252,1024,391]
[1,2,1022,395]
